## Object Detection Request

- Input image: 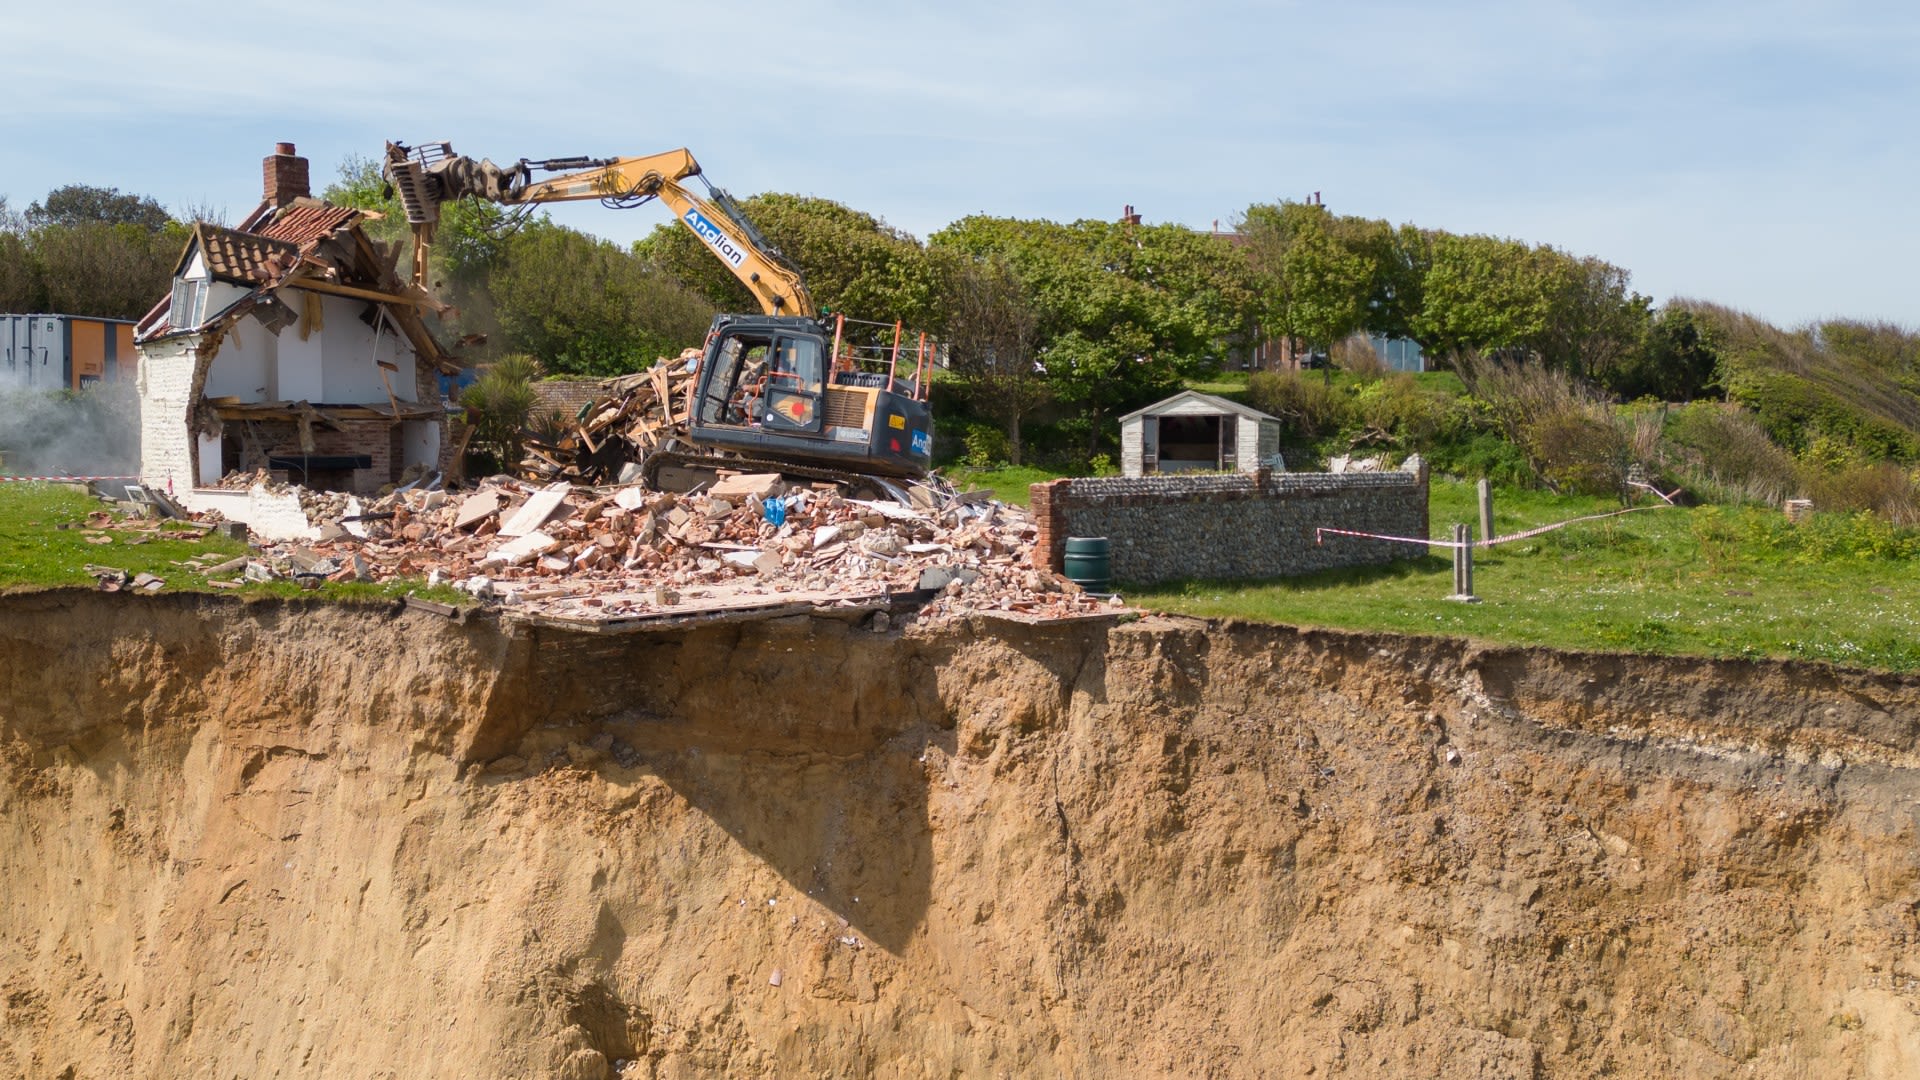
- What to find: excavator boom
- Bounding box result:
[384,142,812,316]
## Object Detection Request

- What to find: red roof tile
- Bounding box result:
[257,201,360,251]
[190,223,301,285]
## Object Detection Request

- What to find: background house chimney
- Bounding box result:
[1121,204,1142,226]
[263,142,310,207]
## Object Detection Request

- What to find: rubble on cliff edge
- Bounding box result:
[205,469,1116,624]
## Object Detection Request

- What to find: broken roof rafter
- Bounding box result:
[138,196,455,370]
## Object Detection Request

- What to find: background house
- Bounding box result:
[134,143,460,507]
[1120,390,1283,477]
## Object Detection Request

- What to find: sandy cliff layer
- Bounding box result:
[2,591,1917,1078]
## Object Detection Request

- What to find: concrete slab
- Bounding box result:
[499,482,571,537]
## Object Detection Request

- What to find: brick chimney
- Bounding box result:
[263,142,310,207]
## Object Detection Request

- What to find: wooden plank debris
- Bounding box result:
[518,349,703,484]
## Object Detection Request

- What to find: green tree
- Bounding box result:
[0,198,38,311]
[932,251,1048,464]
[636,193,935,324]
[26,184,172,232]
[1409,232,1557,364]
[932,215,1255,457]
[1607,305,1722,401]
[1537,254,1651,382]
[31,221,184,319]
[1237,202,1419,372]
[321,155,411,248]
[0,186,184,319]
[491,221,714,376]
[1410,232,1646,378]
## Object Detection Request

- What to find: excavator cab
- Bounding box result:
[686,314,934,479]
[700,330,824,433]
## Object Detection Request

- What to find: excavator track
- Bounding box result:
[640,449,926,504]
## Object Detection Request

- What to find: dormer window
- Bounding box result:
[170,276,208,331]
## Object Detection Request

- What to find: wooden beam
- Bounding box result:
[283,278,425,307]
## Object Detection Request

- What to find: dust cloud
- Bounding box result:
[0,382,139,477]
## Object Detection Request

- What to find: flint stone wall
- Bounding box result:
[1030,469,1429,584]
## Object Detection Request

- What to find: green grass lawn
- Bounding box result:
[1134,481,1920,671]
[943,464,1071,507]
[1184,371,1253,400]
[0,483,465,604]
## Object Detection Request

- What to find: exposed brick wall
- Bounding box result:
[306,419,396,493]
[532,379,604,421]
[228,416,401,493]
[1029,468,1429,584]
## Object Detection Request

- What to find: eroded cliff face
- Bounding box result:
[2,591,1918,1079]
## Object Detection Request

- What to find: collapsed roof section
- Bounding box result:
[135,168,457,375]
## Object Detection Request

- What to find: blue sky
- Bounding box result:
[5,0,1914,327]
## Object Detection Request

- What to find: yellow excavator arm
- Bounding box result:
[384,142,814,317]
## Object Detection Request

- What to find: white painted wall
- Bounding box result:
[317,295,415,403]
[202,318,277,400]
[179,484,319,541]
[202,281,251,323]
[135,337,199,496]
[401,420,440,472]
[1237,419,1262,471]
[197,289,420,406]
[197,432,224,486]
[275,298,326,403]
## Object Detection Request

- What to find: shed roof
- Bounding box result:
[1119,389,1279,424]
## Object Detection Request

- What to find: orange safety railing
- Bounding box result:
[828,313,936,401]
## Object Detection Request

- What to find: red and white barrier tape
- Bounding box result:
[0,475,138,483]
[1317,484,1683,550]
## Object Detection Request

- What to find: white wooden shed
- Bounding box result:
[1119,390,1284,477]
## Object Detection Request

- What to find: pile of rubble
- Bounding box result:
[238,471,1115,625]
[521,351,700,484]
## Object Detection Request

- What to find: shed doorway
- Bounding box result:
[1155,414,1237,473]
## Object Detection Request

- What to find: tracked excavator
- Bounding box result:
[382,141,936,496]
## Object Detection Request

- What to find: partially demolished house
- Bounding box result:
[135,143,460,512]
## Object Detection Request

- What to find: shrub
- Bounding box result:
[1349,373,1468,448]
[526,406,572,448]
[1459,354,1636,499]
[1334,334,1387,381]
[461,355,541,473]
[1691,302,1920,465]
[1739,505,1920,561]
[1247,370,1345,439]
[1663,402,1798,506]
[961,424,1012,468]
[1604,305,1721,402]
[1424,430,1533,487]
[1802,462,1920,526]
